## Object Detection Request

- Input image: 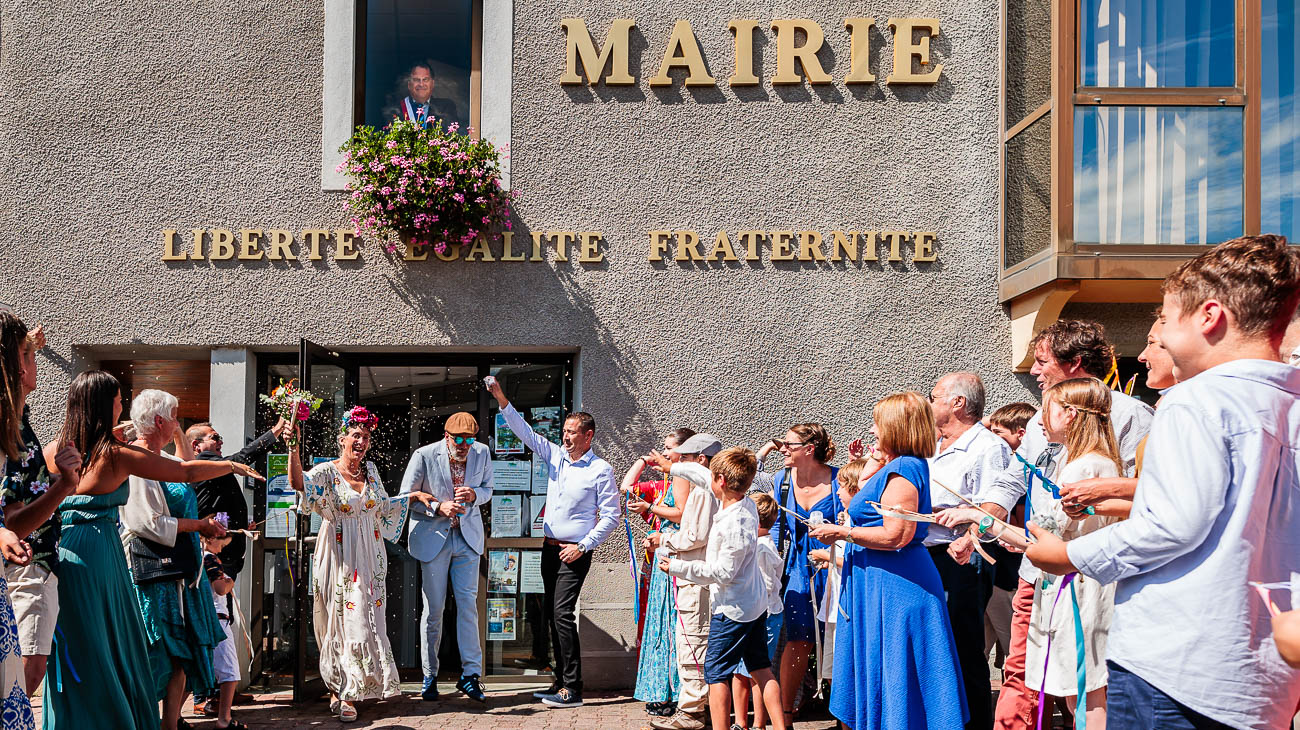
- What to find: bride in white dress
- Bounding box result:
[288,406,436,723]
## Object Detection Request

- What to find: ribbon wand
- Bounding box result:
[622,497,641,626]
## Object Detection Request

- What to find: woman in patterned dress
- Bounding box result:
[0,508,36,730]
[287,406,436,723]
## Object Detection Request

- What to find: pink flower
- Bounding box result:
[385,140,398,149]
[295,401,312,421]
[380,186,392,195]
[453,193,464,203]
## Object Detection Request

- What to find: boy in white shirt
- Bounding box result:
[201,532,244,730]
[732,493,783,730]
[662,447,787,730]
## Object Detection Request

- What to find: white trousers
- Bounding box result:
[419,529,483,679]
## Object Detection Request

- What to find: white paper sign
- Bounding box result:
[530,496,547,537]
[491,494,523,537]
[492,459,531,492]
[531,453,550,495]
[520,550,544,593]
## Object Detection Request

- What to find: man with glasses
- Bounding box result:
[400,411,494,704]
[926,372,1011,730]
[937,321,1153,730]
[188,417,289,578]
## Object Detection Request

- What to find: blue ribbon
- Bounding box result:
[52,624,81,691]
[623,511,640,625]
[1070,579,1087,730]
[1014,452,1095,516]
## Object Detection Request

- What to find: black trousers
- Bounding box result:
[541,542,593,693]
[929,544,995,730]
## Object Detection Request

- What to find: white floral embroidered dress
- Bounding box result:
[303,461,410,702]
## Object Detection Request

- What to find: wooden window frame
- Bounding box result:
[1001,0,1265,287]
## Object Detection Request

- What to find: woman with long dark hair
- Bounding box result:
[43,371,262,730]
[0,314,85,700]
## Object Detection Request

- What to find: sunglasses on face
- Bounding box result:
[206,434,223,444]
[448,435,476,445]
[771,439,808,450]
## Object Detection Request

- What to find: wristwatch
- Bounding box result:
[430,499,440,515]
[977,515,995,536]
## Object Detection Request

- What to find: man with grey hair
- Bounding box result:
[926,371,1010,730]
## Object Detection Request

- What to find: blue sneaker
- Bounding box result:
[457,674,487,702]
[421,677,440,701]
[540,687,583,708]
[531,682,561,700]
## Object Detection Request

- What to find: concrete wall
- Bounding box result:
[0,0,1037,688]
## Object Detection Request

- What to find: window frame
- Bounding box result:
[320,0,511,192]
[999,0,1264,294]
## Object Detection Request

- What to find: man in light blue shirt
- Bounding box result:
[1027,235,1300,730]
[486,377,619,709]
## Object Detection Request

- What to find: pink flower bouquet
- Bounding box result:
[259,379,324,447]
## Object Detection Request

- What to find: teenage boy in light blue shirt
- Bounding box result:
[1026,234,1300,730]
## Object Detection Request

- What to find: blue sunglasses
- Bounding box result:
[449,435,476,445]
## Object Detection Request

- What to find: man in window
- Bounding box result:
[395,62,456,130]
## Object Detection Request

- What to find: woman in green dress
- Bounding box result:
[43,372,261,730]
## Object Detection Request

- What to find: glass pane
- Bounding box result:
[1079,0,1235,87]
[364,0,474,132]
[1074,106,1243,244]
[1263,0,1300,241]
[356,365,479,672]
[484,361,568,677]
[1004,113,1052,268]
[1006,0,1052,130]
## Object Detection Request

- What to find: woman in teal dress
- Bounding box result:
[624,428,694,714]
[120,388,230,727]
[44,371,261,730]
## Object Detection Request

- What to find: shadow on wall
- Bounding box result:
[377,216,657,443]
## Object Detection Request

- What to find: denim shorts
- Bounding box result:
[703,612,771,684]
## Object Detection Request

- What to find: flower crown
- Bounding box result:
[340,406,378,435]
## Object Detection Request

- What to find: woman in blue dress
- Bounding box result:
[771,422,840,725]
[624,428,694,717]
[811,392,967,730]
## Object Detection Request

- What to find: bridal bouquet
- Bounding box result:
[259,379,323,447]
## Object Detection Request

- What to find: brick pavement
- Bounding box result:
[33,684,843,730]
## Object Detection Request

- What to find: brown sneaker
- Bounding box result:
[650,711,706,730]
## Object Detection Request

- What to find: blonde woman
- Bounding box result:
[809,392,966,729]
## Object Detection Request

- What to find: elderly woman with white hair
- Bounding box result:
[121,388,234,730]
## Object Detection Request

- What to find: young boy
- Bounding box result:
[1026,234,1300,729]
[731,493,783,730]
[662,447,786,730]
[987,402,1036,452]
[200,531,245,730]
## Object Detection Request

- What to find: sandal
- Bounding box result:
[338,701,358,723]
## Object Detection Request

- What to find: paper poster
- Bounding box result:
[520,550,544,593]
[491,494,523,537]
[487,597,516,641]
[531,453,550,494]
[529,496,546,537]
[531,406,565,444]
[265,454,296,538]
[491,459,531,492]
[494,412,525,455]
[488,550,519,593]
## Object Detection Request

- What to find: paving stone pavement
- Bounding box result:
[34,683,843,730]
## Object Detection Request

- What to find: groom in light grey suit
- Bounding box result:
[400,411,494,703]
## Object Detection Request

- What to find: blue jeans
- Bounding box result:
[1106,661,1232,730]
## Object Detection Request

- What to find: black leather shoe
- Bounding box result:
[457,674,487,702]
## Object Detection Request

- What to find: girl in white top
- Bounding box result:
[810,458,871,682]
[1024,378,1124,730]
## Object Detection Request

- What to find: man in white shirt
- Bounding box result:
[664,447,787,730]
[1027,235,1300,730]
[938,321,1153,730]
[487,378,619,709]
[926,372,1011,730]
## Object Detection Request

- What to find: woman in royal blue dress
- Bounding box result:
[810,392,967,730]
[770,422,839,725]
